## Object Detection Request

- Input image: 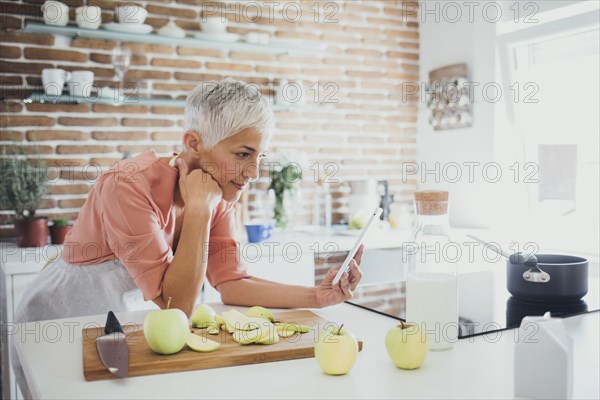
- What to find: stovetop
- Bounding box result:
[455,269,599,338]
[347,251,599,339]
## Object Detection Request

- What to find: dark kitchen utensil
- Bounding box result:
[468,235,589,302]
[96,311,129,378]
[507,254,588,302]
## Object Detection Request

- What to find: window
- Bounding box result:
[498,6,599,258]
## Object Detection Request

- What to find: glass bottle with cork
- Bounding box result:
[406,190,459,351]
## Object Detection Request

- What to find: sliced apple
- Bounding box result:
[222,309,269,332]
[274,322,310,333]
[233,329,262,345]
[191,304,216,328]
[256,327,279,345]
[276,326,296,338]
[206,323,220,335]
[245,306,275,322]
[186,334,220,352]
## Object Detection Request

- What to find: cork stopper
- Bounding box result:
[414,190,449,215]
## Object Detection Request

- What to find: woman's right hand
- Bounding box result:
[176,157,223,211]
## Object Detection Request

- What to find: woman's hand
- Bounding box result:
[177,158,223,211]
[315,245,364,308]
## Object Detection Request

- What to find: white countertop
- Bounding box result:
[0,228,411,276]
[13,303,600,399]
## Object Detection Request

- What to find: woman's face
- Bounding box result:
[185,128,267,202]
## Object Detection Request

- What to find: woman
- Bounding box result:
[15,79,364,323]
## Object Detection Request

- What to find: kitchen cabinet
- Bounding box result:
[0,243,56,400]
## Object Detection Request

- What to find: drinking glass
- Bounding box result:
[112,46,131,84]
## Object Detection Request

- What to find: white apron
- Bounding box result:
[14,254,157,324]
[12,254,158,398]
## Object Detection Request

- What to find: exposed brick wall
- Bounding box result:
[0,0,419,238]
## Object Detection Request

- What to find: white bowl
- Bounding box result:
[116,5,148,24]
[200,16,228,34]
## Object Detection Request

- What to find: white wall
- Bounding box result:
[417,0,588,228]
[417,3,497,228]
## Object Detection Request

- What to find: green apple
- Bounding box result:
[186,333,220,352]
[314,324,358,375]
[385,322,428,369]
[191,304,216,328]
[245,306,275,322]
[348,218,364,230]
[214,314,224,325]
[143,306,190,355]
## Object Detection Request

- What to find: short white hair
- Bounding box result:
[184,79,274,150]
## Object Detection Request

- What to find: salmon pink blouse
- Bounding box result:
[62,150,250,301]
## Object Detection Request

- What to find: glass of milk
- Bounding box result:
[405,190,459,351]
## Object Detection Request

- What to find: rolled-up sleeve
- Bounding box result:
[206,202,251,290]
[100,178,172,301]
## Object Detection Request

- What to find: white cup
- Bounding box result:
[67,71,94,98]
[116,5,148,24]
[42,68,71,96]
[76,6,102,29]
[41,1,69,26]
[201,16,228,34]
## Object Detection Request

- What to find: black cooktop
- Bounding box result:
[348,266,600,339]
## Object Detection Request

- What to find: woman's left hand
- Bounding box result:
[315,245,364,308]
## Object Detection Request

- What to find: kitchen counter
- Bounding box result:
[12,303,600,399]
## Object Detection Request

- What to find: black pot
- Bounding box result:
[507,254,588,303]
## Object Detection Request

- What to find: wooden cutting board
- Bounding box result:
[82,309,362,381]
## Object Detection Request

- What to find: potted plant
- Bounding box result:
[267,152,306,229]
[0,149,49,247]
[49,218,72,245]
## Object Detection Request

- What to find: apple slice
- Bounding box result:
[191,304,216,328]
[186,333,220,352]
[223,309,269,332]
[256,327,279,345]
[245,306,275,322]
[232,329,262,345]
[206,323,220,335]
[274,322,310,333]
[276,326,296,338]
